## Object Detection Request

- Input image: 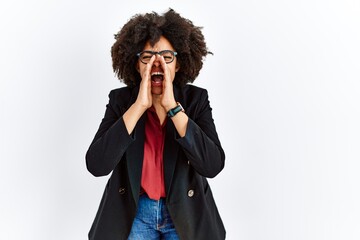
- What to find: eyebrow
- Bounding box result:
[141,50,174,53]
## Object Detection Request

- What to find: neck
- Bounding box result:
[151,95,167,125]
[152,94,161,106]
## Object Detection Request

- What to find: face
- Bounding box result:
[137,36,179,95]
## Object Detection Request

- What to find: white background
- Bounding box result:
[1,0,360,239]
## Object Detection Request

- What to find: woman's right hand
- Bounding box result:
[136,55,155,110]
[123,55,156,135]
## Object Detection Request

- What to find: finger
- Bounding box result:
[141,55,156,80]
[159,56,167,72]
[146,55,156,73]
[159,56,171,82]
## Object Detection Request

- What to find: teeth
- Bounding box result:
[151,72,164,76]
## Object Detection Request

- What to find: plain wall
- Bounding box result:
[1,0,359,239]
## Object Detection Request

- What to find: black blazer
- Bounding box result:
[86,84,226,240]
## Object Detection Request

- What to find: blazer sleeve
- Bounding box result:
[85,90,135,177]
[176,89,225,178]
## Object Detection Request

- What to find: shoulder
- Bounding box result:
[109,86,134,98]
[181,84,207,94]
[177,84,209,101]
[108,86,137,102]
[107,86,137,110]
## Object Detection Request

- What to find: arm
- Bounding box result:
[86,56,156,177]
[176,89,225,178]
[85,90,136,177]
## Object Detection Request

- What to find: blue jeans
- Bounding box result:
[128,194,180,240]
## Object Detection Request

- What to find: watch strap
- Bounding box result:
[167,102,184,117]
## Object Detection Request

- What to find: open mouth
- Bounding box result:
[151,72,164,82]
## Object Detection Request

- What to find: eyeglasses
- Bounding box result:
[136,50,177,64]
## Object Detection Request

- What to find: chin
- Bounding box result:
[151,88,163,95]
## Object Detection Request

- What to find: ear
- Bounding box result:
[175,63,180,72]
[136,62,140,72]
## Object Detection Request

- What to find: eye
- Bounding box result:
[140,52,154,62]
[160,51,174,62]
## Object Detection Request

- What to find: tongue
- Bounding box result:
[151,75,163,82]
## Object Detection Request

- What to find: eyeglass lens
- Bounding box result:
[139,51,175,63]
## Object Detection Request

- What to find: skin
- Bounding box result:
[123,36,189,137]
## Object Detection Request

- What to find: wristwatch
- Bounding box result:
[167,102,185,117]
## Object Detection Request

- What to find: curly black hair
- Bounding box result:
[111,9,211,87]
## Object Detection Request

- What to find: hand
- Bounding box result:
[136,55,156,109]
[159,55,177,111]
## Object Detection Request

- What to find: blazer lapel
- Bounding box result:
[163,119,179,196]
[125,86,145,206]
[126,115,145,206]
[163,85,182,195]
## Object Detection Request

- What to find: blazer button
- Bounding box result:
[187,160,190,165]
[119,187,125,194]
[188,189,194,197]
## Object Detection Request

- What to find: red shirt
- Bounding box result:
[141,107,167,200]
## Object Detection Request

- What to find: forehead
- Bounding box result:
[143,36,175,51]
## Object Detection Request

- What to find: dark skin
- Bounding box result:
[111,9,210,88]
[123,36,188,136]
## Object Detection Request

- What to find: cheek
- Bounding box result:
[138,64,148,75]
[170,69,177,82]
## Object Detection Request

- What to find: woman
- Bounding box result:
[86,9,226,240]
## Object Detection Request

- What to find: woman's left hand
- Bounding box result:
[159,55,177,111]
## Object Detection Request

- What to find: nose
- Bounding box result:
[152,54,161,67]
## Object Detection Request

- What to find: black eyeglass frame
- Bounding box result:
[136,50,178,64]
